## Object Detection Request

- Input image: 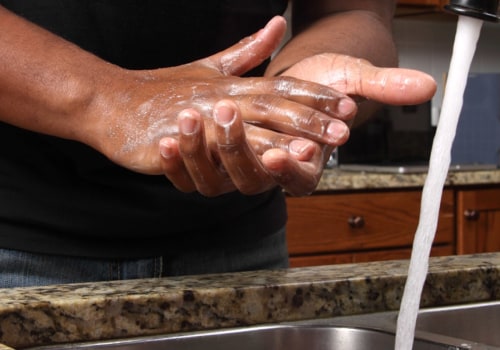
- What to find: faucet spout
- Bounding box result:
[444,0,499,22]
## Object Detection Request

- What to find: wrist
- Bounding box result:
[72,62,126,151]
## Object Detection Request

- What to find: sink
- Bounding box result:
[27,325,454,350]
[27,301,500,350]
[416,301,500,347]
[323,300,500,349]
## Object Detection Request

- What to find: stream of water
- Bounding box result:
[394,15,484,350]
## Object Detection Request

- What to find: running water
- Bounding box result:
[394,15,484,350]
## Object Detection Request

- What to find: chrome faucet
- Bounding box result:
[444,0,499,22]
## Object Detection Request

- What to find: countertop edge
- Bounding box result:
[0,253,499,348]
[316,169,500,191]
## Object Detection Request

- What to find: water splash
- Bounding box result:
[394,15,483,350]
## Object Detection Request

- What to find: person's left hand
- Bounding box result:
[280,53,437,107]
[273,53,438,189]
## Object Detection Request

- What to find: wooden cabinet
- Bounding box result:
[456,187,500,254]
[286,189,455,267]
[396,0,453,18]
[287,185,500,267]
[288,245,453,267]
[398,0,443,6]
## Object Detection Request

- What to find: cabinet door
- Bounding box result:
[286,189,454,256]
[456,188,500,254]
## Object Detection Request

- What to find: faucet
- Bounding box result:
[444,0,499,22]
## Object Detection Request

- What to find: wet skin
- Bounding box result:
[158,17,437,196]
[0,6,437,198]
[82,17,356,196]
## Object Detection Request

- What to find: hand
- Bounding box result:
[157,27,438,197]
[279,53,437,107]
[159,99,328,196]
[86,16,357,196]
[273,53,438,186]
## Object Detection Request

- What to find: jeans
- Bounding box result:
[0,227,288,288]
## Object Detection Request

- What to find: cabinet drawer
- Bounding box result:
[289,245,454,268]
[397,0,442,5]
[286,189,454,255]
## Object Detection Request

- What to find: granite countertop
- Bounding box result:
[1,253,499,349]
[316,168,500,191]
[1,170,499,348]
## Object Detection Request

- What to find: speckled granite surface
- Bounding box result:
[0,253,499,349]
[1,170,499,348]
[316,168,500,191]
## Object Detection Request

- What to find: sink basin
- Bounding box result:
[28,325,453,350]
[416,301,500,347]
[324,300,500,349]
[27,301,500,350]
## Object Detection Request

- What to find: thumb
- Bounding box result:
[205,16,287,77]
[282,54,437,106]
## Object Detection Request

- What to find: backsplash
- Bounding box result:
[393,17,500,117]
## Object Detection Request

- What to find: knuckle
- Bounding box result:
[247,94,281,115]
[271,76,307,96]
[238,182,267,195]
[295,110,329,137]
[197,186,220,197]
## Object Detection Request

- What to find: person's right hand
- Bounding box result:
[84,16,356,196]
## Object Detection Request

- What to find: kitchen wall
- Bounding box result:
[280,8,500,121]
[393,17,500,120]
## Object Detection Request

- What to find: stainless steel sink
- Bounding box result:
[28,325,455,350]
[416,301,500,347]
[28,300,500,350]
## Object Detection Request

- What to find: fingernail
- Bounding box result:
[289,140,312,156]
[338,98,356,116]
[160,142,175,159]
[179,114,199,135]
[326,122,349,143]
[214,104,236,126]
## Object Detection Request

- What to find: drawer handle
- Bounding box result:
[464,209,480,221]
[348,215,365,229]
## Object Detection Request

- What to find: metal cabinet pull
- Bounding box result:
[348,215,365,228]
[464,209,480,221]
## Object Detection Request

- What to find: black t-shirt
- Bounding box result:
[0,0,288,258]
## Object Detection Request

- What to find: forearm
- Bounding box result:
[0,6,116,145]
[267,10,397,76]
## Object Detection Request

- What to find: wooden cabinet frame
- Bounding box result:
[456,187,500,254]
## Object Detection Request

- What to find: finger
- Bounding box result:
[245,123,323,161]
[242,124,326,195]
[231,76,358,121]
[235,94,351,147]
[214,100,276,195]
[262,147,324,197]
[283,54,437,105]
[158,137,197,193]
[205,16,287,76]
[177,109,235,197]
